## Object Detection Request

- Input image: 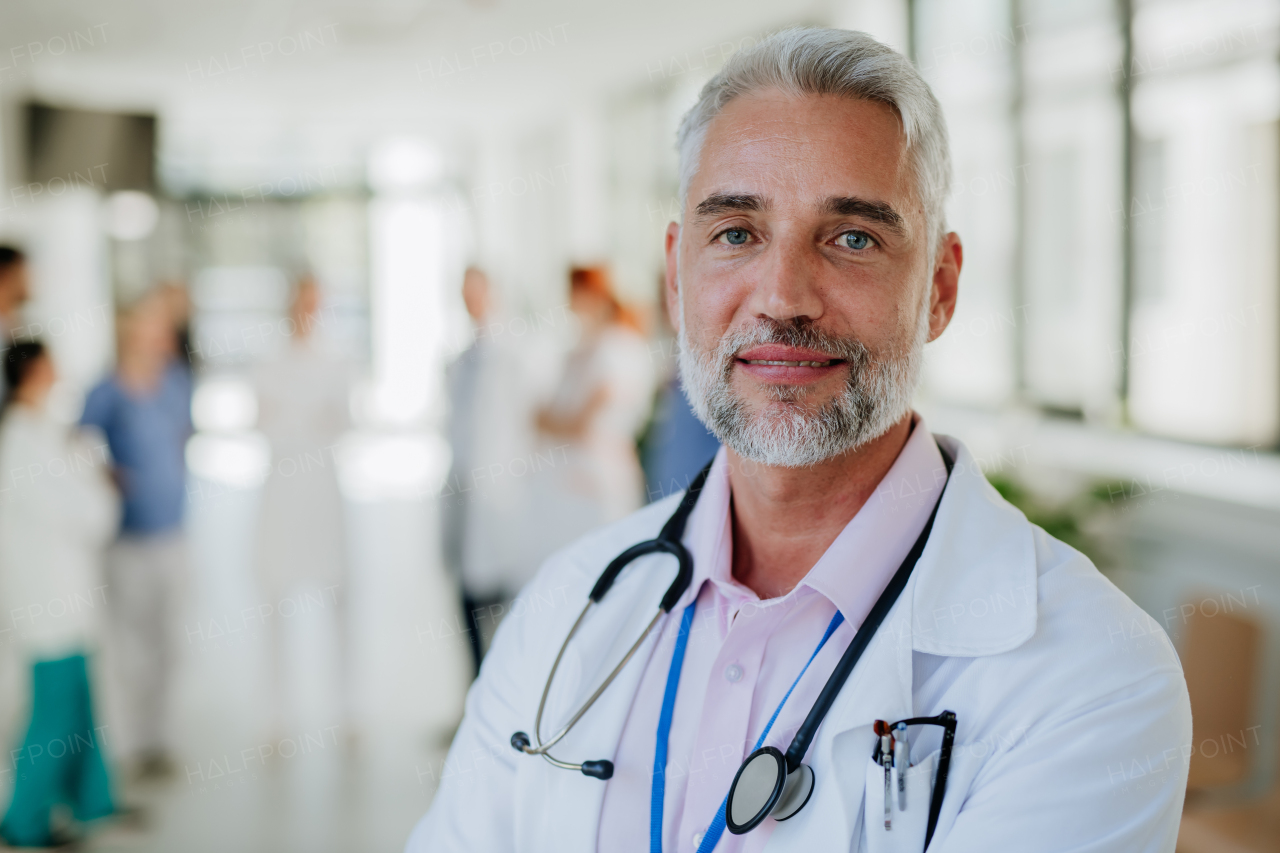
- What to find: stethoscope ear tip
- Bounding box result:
[511,731,532,753]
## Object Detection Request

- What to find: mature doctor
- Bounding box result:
[408,27,1191,853]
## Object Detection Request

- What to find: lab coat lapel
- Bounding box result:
[909,435,1037,657]
[533,550,672,853]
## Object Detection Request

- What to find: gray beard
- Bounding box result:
[677,305,930,468]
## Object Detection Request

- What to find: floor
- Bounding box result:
[1,458,472,853]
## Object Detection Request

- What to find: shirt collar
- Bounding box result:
[804,418,946,628]
[677,415,947,628]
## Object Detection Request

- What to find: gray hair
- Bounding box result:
[676,27,952,247]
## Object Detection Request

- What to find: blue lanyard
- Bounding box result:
[649,599,845,853]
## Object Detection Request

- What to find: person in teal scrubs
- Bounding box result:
[0,342,120,846]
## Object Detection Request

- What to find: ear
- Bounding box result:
[927,232,962,342]
[664,221,682,335]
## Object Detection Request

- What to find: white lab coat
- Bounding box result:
[0,406,119,659]
[253,338,352,598]
[444,334,541,598]
[407,435,1191,853]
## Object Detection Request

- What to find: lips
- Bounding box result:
[742,358,837,367]
[736,345,844,367]
[734,345,846,384]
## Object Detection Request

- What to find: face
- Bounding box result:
[19,353,56,403]
[121,299,175,359]
[462,270,491,322]
[0,261,30,314]
[665,90,961,467]
[568,285,611,325]
[292,281,320,327]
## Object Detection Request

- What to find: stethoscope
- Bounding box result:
[511,446,954,852]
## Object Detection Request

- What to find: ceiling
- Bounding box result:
[1,0,839,192]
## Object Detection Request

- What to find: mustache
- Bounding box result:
[717,317,872,369]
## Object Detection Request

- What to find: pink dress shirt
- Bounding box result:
[597,417,947,852]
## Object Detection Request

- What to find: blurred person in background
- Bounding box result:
[443,267,538,673]
[252,276,354,734]
[0,342,120,847]
[0,247,31,407]
[80,293,193,780]
[527,266,654,553]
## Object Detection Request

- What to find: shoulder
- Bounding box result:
[0,411,34,452]
[936,522,1190,749]
[1030,525,1184,688]
[78,380,119,426]
[83,378,118,406]
[913,438,1189,749]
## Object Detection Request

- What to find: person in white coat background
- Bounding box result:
[0,342,120,847]
[252,277,354,736]
[442,267,541,673]
[407,27,1191,853]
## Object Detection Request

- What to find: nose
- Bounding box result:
[743,231,825,323]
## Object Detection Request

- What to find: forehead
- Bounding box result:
[690,90,917,217]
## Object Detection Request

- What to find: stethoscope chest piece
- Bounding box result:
[772,762,815,821]
[725,747,816,835]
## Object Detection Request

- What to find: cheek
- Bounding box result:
[827,280,918,352]
[681,273,742,350]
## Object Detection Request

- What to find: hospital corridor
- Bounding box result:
[78,478,466,852]
[0,0,1278,851]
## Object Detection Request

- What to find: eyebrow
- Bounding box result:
[693,193,768,219]
[692,191,908,237]
[823,196,907,236]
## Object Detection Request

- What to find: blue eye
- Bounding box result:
[720,228,750,245]
[839,231,873,250]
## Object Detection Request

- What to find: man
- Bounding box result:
[408,28,1190,852]
[80,292,193,779]
[443,267,539,673]
[0,246,31,406]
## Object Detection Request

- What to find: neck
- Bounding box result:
[728,414,913,600]
[9,393,44,412]
[118,352,165,393]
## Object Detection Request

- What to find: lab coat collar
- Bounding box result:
[908,434,1038,657]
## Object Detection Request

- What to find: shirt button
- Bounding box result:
[692,830,704,847]
[724,663,743,683]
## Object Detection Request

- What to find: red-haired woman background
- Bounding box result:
[529,265,655,550]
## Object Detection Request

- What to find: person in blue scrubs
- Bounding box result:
[80,294,192,779]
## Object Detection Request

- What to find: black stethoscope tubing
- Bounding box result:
[509,463,709,778]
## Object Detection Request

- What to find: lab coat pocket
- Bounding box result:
[863,750,937,853]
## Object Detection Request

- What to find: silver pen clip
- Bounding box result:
[894,722,909,811]
[876,721,894,830]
